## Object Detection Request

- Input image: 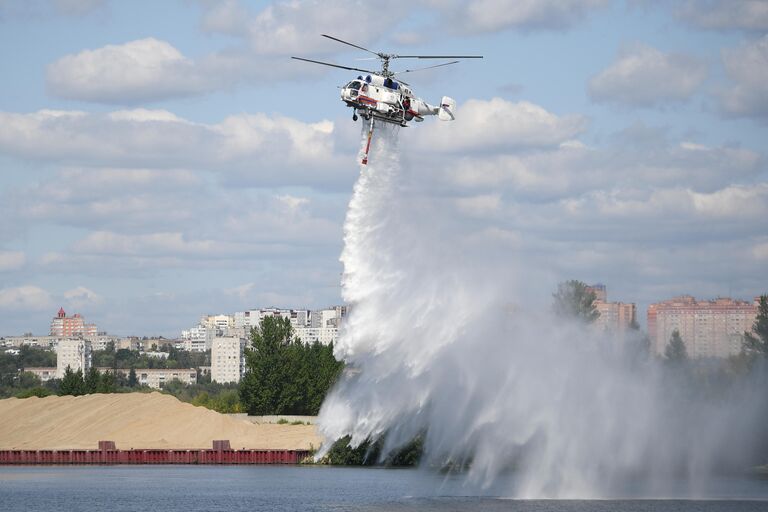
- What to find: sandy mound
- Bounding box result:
[0,393,324,451]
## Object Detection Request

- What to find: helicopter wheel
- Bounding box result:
[352,113,358,121]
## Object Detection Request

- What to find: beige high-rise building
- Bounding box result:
[647,296,758,358]
[211,336,246,384]
[587,284,637,335]
[56,338,92,378]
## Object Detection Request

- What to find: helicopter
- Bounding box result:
[292,35,482,165]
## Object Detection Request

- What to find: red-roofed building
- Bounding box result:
[50,308,98,338]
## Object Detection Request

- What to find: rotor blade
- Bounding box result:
[291,57,376,74]
[321,34,381,57]
[394,55,483,59]
[393,60,459,75]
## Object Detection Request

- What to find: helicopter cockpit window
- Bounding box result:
[346,81,362,90]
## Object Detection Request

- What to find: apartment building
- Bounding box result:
[50,308,97,337]
[211,336,246,384]
[56,338,92,378]
[648,296,758,358]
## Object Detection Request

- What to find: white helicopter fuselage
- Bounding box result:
[340,73,455,126]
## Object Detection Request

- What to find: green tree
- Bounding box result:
[743,295,768,357]
[239,316,344,416]
[97,370,116,393]
[552,280,600,323]
[84,367,100,394]
[59,367,85,396]
[17,371,42,389]
[240,316,295,415]
[128,367,137,387]
[665,329,688,362]
[15,386,52,398]
[18,346,56,368]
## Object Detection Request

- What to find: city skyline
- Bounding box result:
[0,1,765,337]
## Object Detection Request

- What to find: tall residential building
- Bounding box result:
[180,324,215,352]
[587,284,636,335]
[311,306,347,328]
[587,283,608,302]
[233,308,311,330]
[50,308,97,337]
[294,326,339,345]
[56,338,92,378]
[211,336,246,384]
[647,296,758,358]
[201,314,234,332]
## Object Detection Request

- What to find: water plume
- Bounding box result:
[318,124,767,498]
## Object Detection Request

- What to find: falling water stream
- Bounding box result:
[317,124,768,499]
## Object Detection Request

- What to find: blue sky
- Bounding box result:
[0,0,766,337]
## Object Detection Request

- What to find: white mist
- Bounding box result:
[318,124,764,498]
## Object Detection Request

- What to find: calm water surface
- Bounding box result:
[1,465,767,512]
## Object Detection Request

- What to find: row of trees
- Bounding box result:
[92,345,209,370]
[59,366,119,396]
[239,316,344,416]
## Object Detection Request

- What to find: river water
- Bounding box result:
[1,466,767,511]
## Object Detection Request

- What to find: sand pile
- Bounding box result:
[0,393,323,451]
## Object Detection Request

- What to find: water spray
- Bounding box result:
[318,120,768,499]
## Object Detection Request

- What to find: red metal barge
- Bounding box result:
[0,440,310,465]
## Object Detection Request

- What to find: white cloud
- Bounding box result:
[204,0,407,55]
[719,35,768,120]
[73,231,221,257]
[456,194,502,217]
[225,282,256,299]
[676,0,768,31]
[0,285,53,312]
[412,98,587,153]
[199,0,250,36]
[448,0,609,33]
[46,38,221,103]
[0,109,349,187]
[753,242,768,261]
[63,286,103,309]
[589,44,707,107]
[0,251,25,271]
[566,184,768,221]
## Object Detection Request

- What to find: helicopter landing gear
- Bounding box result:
[352,113,358,121]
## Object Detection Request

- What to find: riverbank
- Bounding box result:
[0,392,322,450]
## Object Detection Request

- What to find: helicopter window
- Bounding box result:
[346,81,361,90]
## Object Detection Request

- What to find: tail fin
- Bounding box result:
[438,96,456,121]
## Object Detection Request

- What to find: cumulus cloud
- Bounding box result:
[568,184,768,220]
[589,44,707,107]
[413,98,587,152]
[63,286,103,309]
[46,0,608,104]
[43,0,411,103]
[676,0,768,31]
[0,285,53,312]
[0,251,25,271]
[46,38,224,103]
[0,109,350,187]
[442,0,610,33]
[719,35,768,120]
